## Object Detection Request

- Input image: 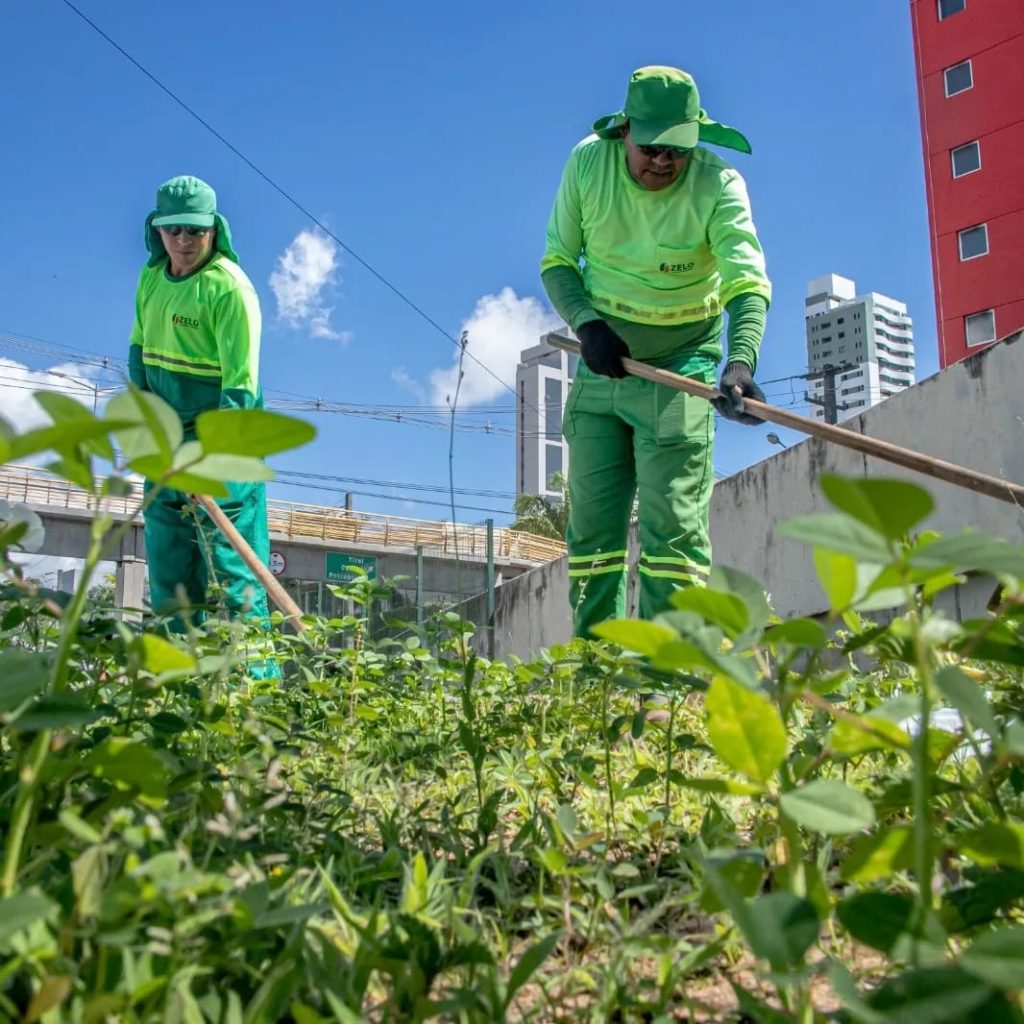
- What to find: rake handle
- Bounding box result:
[191,492,308,632]
[547,334,1024,507]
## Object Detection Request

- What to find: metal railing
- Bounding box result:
[0,463,565,564]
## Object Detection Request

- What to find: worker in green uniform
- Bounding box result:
[541,66,771,638]
[128,174,277,668]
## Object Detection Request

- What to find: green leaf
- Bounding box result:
[958,823,1024,868]
[961,926,1024,989]
[829,710,912,756]
[828,960,887,1024]
[45,454,95,492]
[841,827,914,883]
[504,931,560,1009]
[169,451,274,486]
[705,677,787,784]
[739,892,820,972]
[34,392,114,459]
[731,984,793,1024]
[10,418,130,463]
[910,533,1024,579]
[0,892,55,942]
[821,476,934,539]
[625,767,659,792]
[780,779,876,835]
[763,618,827,649]
[14,695,101,731]
[932,666,999,740]
[942,869,1024,933]
[674,776,764,796]
[106,388,182,472]
[814,548,859,611]
[708,564,772,630]
[669,587,749,639]
[0,414,12,462]
[0,499,46,553]
[591,618,679,656]
[138,634,197,673]
[837,892,915,954]
[72,845,106,918]
[59,809,103,844]
[700,852,765,913]
[195,408,316,457]
[0,649,50,711]
[88,738,170,798]
[777,513,892,563]
[866,967,993,1023]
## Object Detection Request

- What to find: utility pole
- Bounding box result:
[805,363,855,425]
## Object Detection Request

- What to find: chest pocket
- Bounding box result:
[652,244,716,291]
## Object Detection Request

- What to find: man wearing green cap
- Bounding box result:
[541,66,771,638]
[128,174,276,665]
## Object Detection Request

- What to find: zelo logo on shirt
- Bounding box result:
[659,261,695,274]
[172,314,201,328]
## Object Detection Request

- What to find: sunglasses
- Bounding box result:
[637,144,691,160]
[161,225,213,237]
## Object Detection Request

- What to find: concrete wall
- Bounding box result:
[710,330,1024,618]
[464,556,572,661]
[476,331,1023,659]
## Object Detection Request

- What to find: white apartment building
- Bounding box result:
[515,331,577,498]
[805,274,916,422]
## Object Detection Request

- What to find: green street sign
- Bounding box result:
[325,552,378,584]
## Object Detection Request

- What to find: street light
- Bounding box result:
[766,432,787,449]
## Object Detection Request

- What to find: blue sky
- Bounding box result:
[1,0,935,528]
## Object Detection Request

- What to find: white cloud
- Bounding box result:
[269,229,350,342]
[428,288,560,407]
[0,358,104,432]
[391,367,426,403]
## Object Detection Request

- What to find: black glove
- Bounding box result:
[576,319,630,378]
[713,362,765,425]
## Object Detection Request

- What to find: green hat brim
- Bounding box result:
[627,118,699,149]
[152,211,216,228]
[592,109,752,155]
[145,211,238,267]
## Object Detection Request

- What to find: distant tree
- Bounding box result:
[511,472,569,541]
[87,574,116,609]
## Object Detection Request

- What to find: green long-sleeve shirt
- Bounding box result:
[540,133,770,370]
[129,254,264,436]
[542,264,766,370]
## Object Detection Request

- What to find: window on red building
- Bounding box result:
[965,309,996,347]
[951,141,981,177]
[943,60,973,96]
[958,224,989,260]
[938,0,966,19]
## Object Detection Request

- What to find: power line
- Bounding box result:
[276,468,515,500]
[0,329,518,436]
[59,0,531,412]
[272,477,511,517]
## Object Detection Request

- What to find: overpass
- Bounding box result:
[0,464,564,617]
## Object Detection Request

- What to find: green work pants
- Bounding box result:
[563,356,716,638]
[143,480,279,676]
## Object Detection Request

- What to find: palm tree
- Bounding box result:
[511,472,569,540]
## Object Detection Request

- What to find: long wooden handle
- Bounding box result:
[192,493,308,632]
[547,333,1024,507]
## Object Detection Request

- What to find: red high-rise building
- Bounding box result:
[910,0,1024,367]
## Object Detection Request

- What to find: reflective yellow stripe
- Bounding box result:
[638,565,706,581]
[568,550,627,564]
[640,556,709,574]
[143,349,222,378]
[569,564,628,578]
[590,291,721,325]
